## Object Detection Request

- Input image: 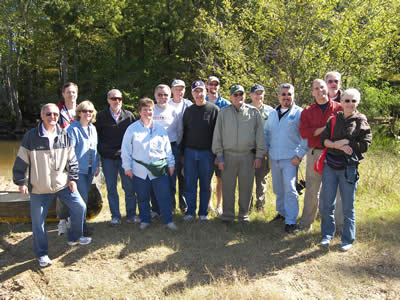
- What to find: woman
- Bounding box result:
[121,98,177,230]
[67,100,100,235]
[319,88,372,251]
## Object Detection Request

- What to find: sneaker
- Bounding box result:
[139,222,150,230]
[151,211,160,219]
[38,255,52,268]
[58,219,67,236]
[68,236,92,246]
[339,244,353,252]
[216,206,223,216]
[285,224,296,234]
[272,214,285,222]
[183,215,194,222]
[126,216,141,224]
[320,238,331,247]
[208,204,215,212]
[294,224,312,233]
[109,217,121,226]
[199,215,208,222]
[166,222,178,231]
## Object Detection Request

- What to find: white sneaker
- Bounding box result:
[126,216,141,224]
[199,215,208,222]
[320,238,331,247]
[68,236,92,246]
[166,222,178,231]
[340,244,353,252]
[208,204,215,212]
[109,217,121,225]
[139,222,150,230]
[38,255,52,268]
[151,211,160,219]
[216,206,223,216]
[183,215,194,222]
[58,219,67,236]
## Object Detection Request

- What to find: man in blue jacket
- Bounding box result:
[264,83,308,233]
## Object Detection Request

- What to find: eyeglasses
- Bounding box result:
[344,99,357,103]
[208,83,219,87]
[81,109,94,113]
[109,97,122,101]
[233,92,244,97]
[327,79,339,84]
[45,112,59,117]
[157,93,169,97]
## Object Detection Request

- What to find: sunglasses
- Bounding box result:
[157,93,169,97]
[327,79,339,84]
[109,97,122,101]
[81,109,94,113]
[233,92,244,97]
[45,112,59,117]
[344,99,357,103]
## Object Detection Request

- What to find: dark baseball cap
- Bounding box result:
[251,84,265,93]
[191,80,206,91]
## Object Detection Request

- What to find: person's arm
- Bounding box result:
[211,112,224,170]
[121,125,134,178]
[13,133,30,194]
[164,134,175,176]
[348,117,372,154]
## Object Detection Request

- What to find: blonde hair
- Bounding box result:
[75,100,97,123]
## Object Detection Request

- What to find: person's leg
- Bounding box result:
[133,175,152,224]
[299,148,322,228]
[254,156,268,210]
[57,187,86,242]
[270,159,285,217]
[169,142,178,210]
[221,153,239,221]
[335,187,344,232]
[30,193,53,257]
[184,148,199,216]
[152,174,173,224]
[319,165,339,241]
[56,198,69,219]
[338,166,358,246]
[119,160,137,220]
[237,153,255,221]
[101,158,121,220]
[197,150,215,217]
[281,159,299,225]
[76,173,92,232]
[176,143,187,212]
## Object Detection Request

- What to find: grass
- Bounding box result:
[1,150,399,299]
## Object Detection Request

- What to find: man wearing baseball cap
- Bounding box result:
[249,84,274,211]
[212,84,266,223]
[205,76,230,215]
[180,80,219,221]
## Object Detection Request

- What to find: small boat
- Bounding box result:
[0,184,103,223]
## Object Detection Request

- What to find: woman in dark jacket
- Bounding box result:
[319,88,372,251]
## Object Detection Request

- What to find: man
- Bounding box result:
[153,84,181,214]
[56,82,79,235]
[325,71,342,102]
[264,83,308,233]
[325,71,345,232]
[181,80,219,221]
[297,79,343,231]
[13,104,91,268]
[249,84,274,211]
[205,76,230,215]
[95,89,137,225]
[212,84,266,223]
[168,79,193,213]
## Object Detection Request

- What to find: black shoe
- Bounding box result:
[285,224,296,234]
[272,214,285,221]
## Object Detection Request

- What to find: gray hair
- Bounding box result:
[278,83,294,95]
[41,103,59,115]
[312,79,327,89]
[324,71,342,82]
[154,84,171,95]
[107,89,121,99]
[341,88,361,103]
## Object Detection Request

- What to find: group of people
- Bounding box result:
[12,72,371,268]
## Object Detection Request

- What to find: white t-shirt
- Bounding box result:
[41,124,57,149]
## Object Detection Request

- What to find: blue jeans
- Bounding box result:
[30,187,86,257]
[133,175,173,224]
[319,164,358,246]
[76,173,94,232]
[101,158,137,220]
[270,159,299,225]
[183,148,214,217]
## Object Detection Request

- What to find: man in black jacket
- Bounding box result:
[95,89,137,225]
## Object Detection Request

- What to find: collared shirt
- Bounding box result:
[109,107,121,123]
[41,124,57,148]
[206,94,231,109]
[121,120,174,180]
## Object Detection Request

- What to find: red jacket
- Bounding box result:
[299,99,343,148]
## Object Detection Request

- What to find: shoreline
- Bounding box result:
[0,177,19,191]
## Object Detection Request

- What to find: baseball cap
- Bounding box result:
[230,84,245,95]
[171,79,185,87]
[191,80,206,91]
[250,84,265,93]
[207,76,220,83]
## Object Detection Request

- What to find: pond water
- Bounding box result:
[0,140,21,179]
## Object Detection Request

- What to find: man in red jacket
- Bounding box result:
[297,79,343,231]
